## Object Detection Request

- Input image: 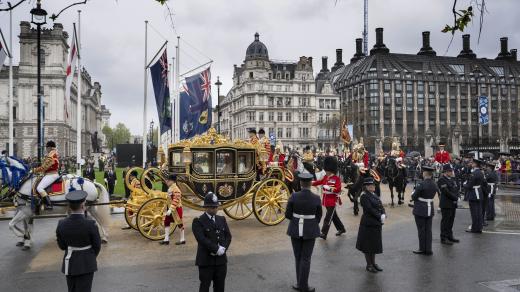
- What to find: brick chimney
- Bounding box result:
[370,27,390,55]
[457,34,476,59]
[321,56,329,73]
[511,49,518,61]
[417,31,436,56]
[331,49,345,71]
[496,37,513,60]
[351,38,366,63]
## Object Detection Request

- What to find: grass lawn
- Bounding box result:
[94,168,126,197]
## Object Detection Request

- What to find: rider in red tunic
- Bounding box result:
[434,143,451,164]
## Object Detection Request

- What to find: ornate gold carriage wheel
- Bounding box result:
[223,193,254,220]
[253,178,289,226]
[136,197,177,241]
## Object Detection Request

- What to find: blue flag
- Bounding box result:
[179,67,212,139]
[150,49,171,134]
[479,96,489,125]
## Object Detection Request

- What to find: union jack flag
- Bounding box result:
[200,68,211,102]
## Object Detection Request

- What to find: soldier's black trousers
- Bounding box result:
[414,215,433,252]
[440,208,456,240]
[66,272,94,292]
[469,200,483,232]
[486,196,496,220]
[107,184,115,195]
[481,196,488,223]
[321,206,345,236]
[198,264,227,292]
[291,237,316,291]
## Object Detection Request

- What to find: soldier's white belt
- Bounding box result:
[488,183,495,198]
[64,245,92,275]
[418,198,434,216]
[293,213,316,237]
[473,186,481,200]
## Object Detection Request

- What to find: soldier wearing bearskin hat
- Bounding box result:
[312,156,346,240]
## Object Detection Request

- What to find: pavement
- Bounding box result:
[1,186,520,292]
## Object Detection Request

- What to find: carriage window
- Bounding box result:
[193,152,214,175]
[217,150,235,175]
[237,152,254,174]
[170,151,183,167]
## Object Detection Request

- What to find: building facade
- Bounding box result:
[219,33,341,150]
[0,22,110,158]
[332,28,520,155]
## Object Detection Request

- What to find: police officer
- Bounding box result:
[438,164,460,245]
[192,192,232,292]
[485,162,498,221]
[411,165,439,255]
[464,159,486,233]
[56,190,101,292]
[285,173,322,292]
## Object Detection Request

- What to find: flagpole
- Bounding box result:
[76,10,82,176]
[8,9,13,156]
[170,59,174,144]
[175,37,180,143]
[142,20,148,168]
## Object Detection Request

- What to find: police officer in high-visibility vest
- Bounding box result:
[464,159,486,233]
[411,165,439,256]
[56,190,101,292]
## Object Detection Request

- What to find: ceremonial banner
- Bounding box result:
[0,29,8,72]
[64,28,78,120]
[150,49,172,134]
[179,67,212,139]
[479,96,489,125]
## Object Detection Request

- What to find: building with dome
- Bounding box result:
[218,33,341,151]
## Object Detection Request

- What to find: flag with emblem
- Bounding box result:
[64,28,79,120]
[179,67,212,139]
[150,49,172,134]
[479,96,489,125]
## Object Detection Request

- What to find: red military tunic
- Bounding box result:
[312,175,342,207]
[34,149,59,174]
[435,150,451,164]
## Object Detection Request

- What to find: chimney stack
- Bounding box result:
[496,37,513,60]
[308,56,313,68]
[417,31,436,56]
[511,49,518,61]
[351,38,366,63]
[370,27,390,55]
[457,34,476,59]
[331,49,344,71]
[321,56,329,72]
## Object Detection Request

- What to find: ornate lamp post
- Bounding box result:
[473,65,482,159]
[30,0,47,161]
[215,76,222,134]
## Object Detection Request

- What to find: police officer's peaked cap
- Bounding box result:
[167,174,177,181]
[66,190,88,204]
[248,128,257,134]
[442,164,453,172]
[363,177,375,185]
[422,165,435,172]
[298,173,313,182]
[258,129,265,135]
[46,140,56,148]
[203,192,219,207]
[323,156,338,173]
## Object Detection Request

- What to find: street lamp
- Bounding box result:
[473,64,482,159]
[215,76,222,134]
[30,0,47,161]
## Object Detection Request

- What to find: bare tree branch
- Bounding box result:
[0,0,28,12]
[50,0,88,21]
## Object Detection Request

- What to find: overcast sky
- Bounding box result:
[1,0,519,135]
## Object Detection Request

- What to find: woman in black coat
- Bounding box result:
[356,178,386,273]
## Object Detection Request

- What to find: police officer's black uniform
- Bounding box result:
[411,166,439,255]
[437,164,460,244]
[192,193,232,292]
[285,173,322,292]
[104,168,117,196]
[56,190,101,292]
[464,159,486,233]
[485,163,498,221]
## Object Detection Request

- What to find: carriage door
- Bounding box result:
[216,149,236,200]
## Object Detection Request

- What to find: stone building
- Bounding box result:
[0,22,110,158]
[219,33,341,150]
[332,28,520,156]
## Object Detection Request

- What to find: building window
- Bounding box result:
[268,97,274,107]
[13,106,17,120]
[318,113,323,123]
[299,127,310,138]
[369,80,378,90]
[247,96,254,106]
[259,112,264,121]
[449,64,465,74]
[268,128,274,135]
[395,81,402,91]
[268,73,272,80]
[249,72,254,79]
[268,112,274,121]
[285,97,292,106]
[286,128,292,138]
[489,66,505,76]
[319,99,324,109]
[277,112,283,121]
[331,100,336,109]
[277,128,283,138]
[301,112,309,122]
[384,81,391,91]
[277,97,283,106]
[286,112,292,122]
[276,73,281,80]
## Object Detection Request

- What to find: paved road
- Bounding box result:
[1,187,519,292]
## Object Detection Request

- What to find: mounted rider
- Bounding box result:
[258,129,271,162]
[33,141,60,210]
[434,143,451,165]
[352,142,369,169]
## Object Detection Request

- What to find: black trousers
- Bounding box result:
[486,196,496,220]
[481,196,488,222]
[107,183,115,195]
[66,273,94,292]
[198,265,227,292]
[291,237,316,290]
[321,206,345,236]
[440,208,456,240]
[469,200,483,232]
[414,215,433,252]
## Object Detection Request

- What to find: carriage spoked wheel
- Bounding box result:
[124,201,139,230]
[223,195,253,220]
[140,167,165,194]
[136,198,177,241]
[253,178,290,226]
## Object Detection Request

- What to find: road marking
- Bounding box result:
[482,230,520,236]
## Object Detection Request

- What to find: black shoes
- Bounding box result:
[319,233,327,240]
[292,285,315,292]
[441,239,453,245]
[448,238,460,243]
[175,240,186,245]
[292,285,300,291]
[159,241,170,245]
[366,265,378,273]
[424,251,433,256]
[373,264,383,272]
[413,250,433,256]
[413,250,425,254]
[336,230,346,236]
[465,230,482,234]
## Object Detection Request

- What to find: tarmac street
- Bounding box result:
[1,187,519,292]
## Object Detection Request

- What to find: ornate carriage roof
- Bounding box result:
[168,128,256,150]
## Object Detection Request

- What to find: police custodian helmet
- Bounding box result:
[323,156,338,173]
[203,192,219,208]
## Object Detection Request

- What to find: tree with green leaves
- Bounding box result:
[102,123,131,150]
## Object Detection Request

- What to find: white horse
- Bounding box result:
[1,169,111,250]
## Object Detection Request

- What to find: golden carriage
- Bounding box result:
[124,128,293,241]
